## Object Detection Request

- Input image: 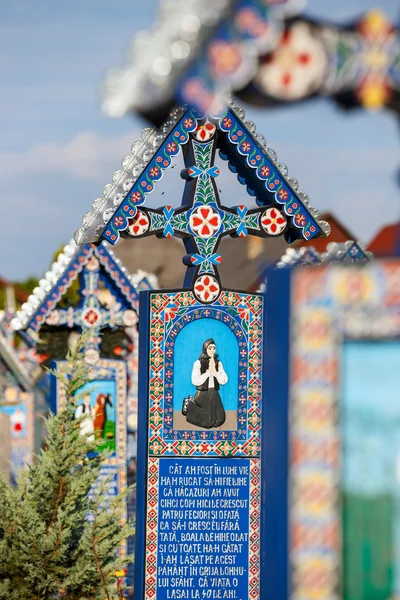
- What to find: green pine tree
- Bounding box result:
[0,332,134,600]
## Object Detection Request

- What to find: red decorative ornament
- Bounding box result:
[164,306,178,322]
[194,275,220,303]
[82,307,101,327]
[260,207,287,235]
[189,206,221,239]
[255,22,327,101]
[195,121,216,142]
[127,210,150,236]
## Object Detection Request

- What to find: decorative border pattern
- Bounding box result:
[56,359,128,555]
[145,457,159,598]
[144,456,261,600]
[249,457,262,599]
[147,290,263,457]
[290,260,400,600]
[214,106,323,241]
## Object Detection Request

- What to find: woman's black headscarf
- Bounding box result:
[198,338,219,374]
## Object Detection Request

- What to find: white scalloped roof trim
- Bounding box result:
[74,106,187,246]
[321,240,374,263]
[12,239,156,331]
[276,246,318,268]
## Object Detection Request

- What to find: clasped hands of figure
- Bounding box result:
[208,357,217,375]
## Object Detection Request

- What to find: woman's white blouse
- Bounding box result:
[191,360,228,389]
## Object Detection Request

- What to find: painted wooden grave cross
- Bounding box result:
[102,4,400,125]
[12,241,155,364]
[74,100,328,599]
[113,120,291,301]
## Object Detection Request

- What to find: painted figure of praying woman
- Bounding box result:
[186,338,228,429]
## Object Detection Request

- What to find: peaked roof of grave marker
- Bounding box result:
[256,240,373,292]
[12,241,157,334]
[276,240,373,268]
[74,99,330,249]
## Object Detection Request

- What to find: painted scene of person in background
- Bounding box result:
[74,379,116,453]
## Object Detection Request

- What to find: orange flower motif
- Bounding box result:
[190,206,221,238]
[261,207,287,235]
[194,275,220,303]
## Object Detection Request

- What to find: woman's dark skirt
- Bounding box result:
[186,389,226,429]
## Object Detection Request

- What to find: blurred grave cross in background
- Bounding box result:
[11,242,153,365]
[101,2,400,125]
[245,8,400,112]
[101,0,303,124]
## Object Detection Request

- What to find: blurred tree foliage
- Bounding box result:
[0,332,134,599]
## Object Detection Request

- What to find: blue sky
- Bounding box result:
[0,0,399,280]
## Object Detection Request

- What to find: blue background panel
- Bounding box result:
[173,318,239,411]
[156,457,251,600]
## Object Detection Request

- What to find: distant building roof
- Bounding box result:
[367,222,400,257]
[114,234,289,291]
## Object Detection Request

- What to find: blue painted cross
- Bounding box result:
[121,123,288,303]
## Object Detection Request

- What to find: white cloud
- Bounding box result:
[0,131,137,181]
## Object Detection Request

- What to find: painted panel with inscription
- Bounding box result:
[55,359,128,556]
[136,290,262,600]
[72,92,327,600]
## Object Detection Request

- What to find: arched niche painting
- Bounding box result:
[172,318,239,431]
